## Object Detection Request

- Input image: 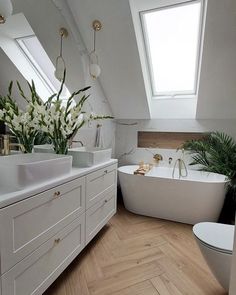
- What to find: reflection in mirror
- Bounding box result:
[0,12,71,105]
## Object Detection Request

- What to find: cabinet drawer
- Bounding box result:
[1,213,85,295]
[0,177,85,274]
[86,189,117,244]
[86,164,117,209]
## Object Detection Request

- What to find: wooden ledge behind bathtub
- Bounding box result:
[138,131,205,149]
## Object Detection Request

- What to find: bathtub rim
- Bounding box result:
[118,165,229,184]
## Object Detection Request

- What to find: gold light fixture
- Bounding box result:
[0,0,13,24]
[89,20,102,79]
[54,27,68,81]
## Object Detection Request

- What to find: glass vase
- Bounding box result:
[17,134,35,153]
[51,138,69,155]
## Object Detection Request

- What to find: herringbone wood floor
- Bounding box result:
[44,205,227,295]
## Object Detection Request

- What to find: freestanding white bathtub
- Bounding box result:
[118,165,228,225]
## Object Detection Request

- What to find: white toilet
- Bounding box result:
[193,222,235,291]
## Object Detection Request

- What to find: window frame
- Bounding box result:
[140,0,205,99]
[15,35,57,98]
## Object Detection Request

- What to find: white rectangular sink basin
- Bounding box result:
[0,153,72,191]
[68,147,112,167]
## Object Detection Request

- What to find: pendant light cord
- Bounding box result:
[60,34,63,57]
[93,29,96,53]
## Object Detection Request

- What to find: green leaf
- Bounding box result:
[17,81,30,103]
[182,131,236,185]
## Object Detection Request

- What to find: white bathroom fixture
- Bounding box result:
[193,222,234,291]
[118,165,228,224]
[34,144,54,153]
[0,153,72,190]
[68,147,112,167]
[34,145,112,167]
[0,0,13,24]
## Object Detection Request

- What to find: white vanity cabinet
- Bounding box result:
[86,163,117,208]
[86,187,117,244]
[0,161,117,295]
[85,163,117,244]
[0,177,86,274]
[1,215,85,295]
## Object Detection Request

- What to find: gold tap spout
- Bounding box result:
[153,154,163,163]
[1,135,24,155]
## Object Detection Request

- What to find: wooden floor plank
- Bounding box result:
[151,274,184,295]
[87,260,163,295]
[156,256,219,295]
[111,280,160,295]
[101,247,164,278]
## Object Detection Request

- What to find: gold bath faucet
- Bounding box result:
[153,153,163,164]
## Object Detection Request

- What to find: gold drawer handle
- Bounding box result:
[54,238,61,245]
[54,191,61,198]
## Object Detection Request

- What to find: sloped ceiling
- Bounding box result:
[2,0,236,120]
[67,0,236,120]
[66,0,150,119]
[196,0,236,119]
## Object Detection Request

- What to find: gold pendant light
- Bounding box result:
[54,27,68,81]
[89,20,102,79]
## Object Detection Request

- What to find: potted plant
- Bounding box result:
[182,131,236,224]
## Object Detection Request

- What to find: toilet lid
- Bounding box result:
[193,222,234,254]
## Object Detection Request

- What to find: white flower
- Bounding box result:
[78,113,83,124]
[0,110,5,120]
[5,115,11,122]
[12,115,20,126]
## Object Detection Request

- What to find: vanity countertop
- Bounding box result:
[0,159,118,209]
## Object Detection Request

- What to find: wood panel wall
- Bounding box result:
[138,131,205,149]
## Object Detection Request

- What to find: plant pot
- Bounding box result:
[17,134,35,153]
[51,138,69,155]
[218,186,236,225]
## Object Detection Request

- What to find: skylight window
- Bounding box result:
[16,35,70,104]
[141,0,204,98]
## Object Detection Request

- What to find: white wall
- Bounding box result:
[0,0,115,151]
[67,0,151,119]
[115,119,236,167]
[196,0,236,119]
